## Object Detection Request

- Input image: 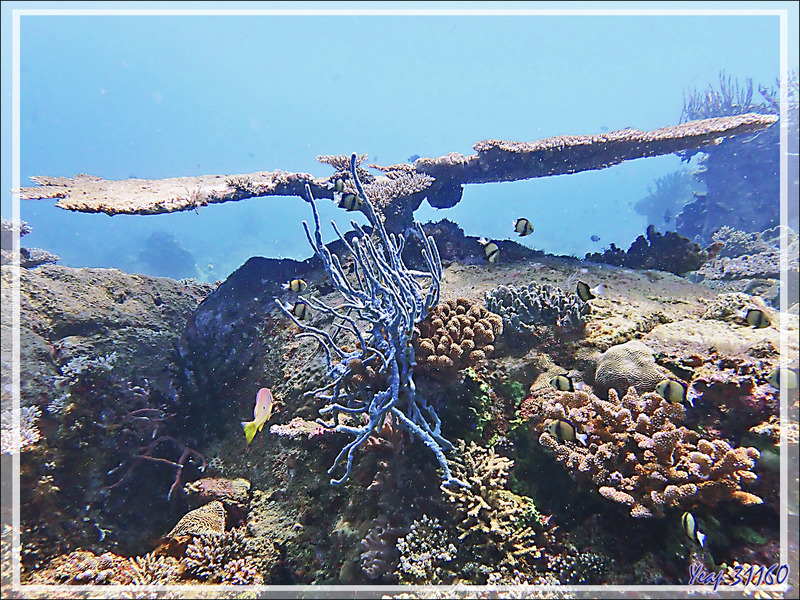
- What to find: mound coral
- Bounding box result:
[594,340,669,397]
[521,386,762,518]
[413,298,503,379]
[484,282,590,334]
[166,500,226,538]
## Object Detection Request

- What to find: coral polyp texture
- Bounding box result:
[413,298,503,378]
[484,282,590,334]
[521,386,762,518]
[166,500,226,538]
[275,153,465,488]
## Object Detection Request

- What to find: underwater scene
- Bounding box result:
[2,5,800,599]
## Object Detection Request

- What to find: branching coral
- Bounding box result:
[441,441,554,574]
[395,515,458,584]
[485,282,590,334]
[1,405,41,454]
[522,386,762,518]
[275,153,465,488]
[182,526,263,584]
[413,298,503,379]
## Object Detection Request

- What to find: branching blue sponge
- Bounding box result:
[276,153,467,489]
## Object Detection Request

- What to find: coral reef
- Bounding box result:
[274,153,463,487]
[484,282,590,335]
[521,385,763,518]
[413,298,503,380]
[633,170,699,233]
[584,225,723,275]
[593,340,669,397]
[676,72,797,241]
[0,218,60,268]
[687,226,798,307]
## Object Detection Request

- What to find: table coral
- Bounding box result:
[413,297,503,379]
[521,386,762,518]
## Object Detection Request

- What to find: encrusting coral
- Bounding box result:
[484,282,590,334]
[413,298,503,379]
[520,385,762,518]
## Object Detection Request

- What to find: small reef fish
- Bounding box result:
[282,279,308,293]
[550,375,576,392]
[339,192,364,212]
[241,387,274,445]
[326,179,345,193]
[576,281,605,302]
[655,379,696,407]
[767,367,799,391]
[513,218,534,236]
[407,154,420,163]
[742,308,770,328]
[547,419,588,446]
[590,235,601,242]
[681,511,706,547]
[292,301,311,320]
[478,238,500,263]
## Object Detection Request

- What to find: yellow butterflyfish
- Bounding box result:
[242,387,274,445]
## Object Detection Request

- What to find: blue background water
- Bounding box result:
[3,2,797,282]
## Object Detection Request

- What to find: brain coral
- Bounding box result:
[594,340,668,397]
[520,385,762,518]
[166,500,226,538]
[413,298,503,379]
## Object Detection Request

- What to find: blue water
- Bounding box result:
[4,6,795,282]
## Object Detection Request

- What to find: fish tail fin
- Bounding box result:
[697,531,706,547]
[577,432,589,447]
[593,284,606,298]
[242,421,258,445]
[478,237,488,245]
[281,282,289,291]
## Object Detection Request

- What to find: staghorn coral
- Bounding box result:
[593,340,669,397]
[413,298,503,379]
[484,282,590,334]
[127,552,184,584]
[395,515,458,584]
[441,440,555,576]
[522,385,762,518]
[182,526,264,584]
[166,500,226,538]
